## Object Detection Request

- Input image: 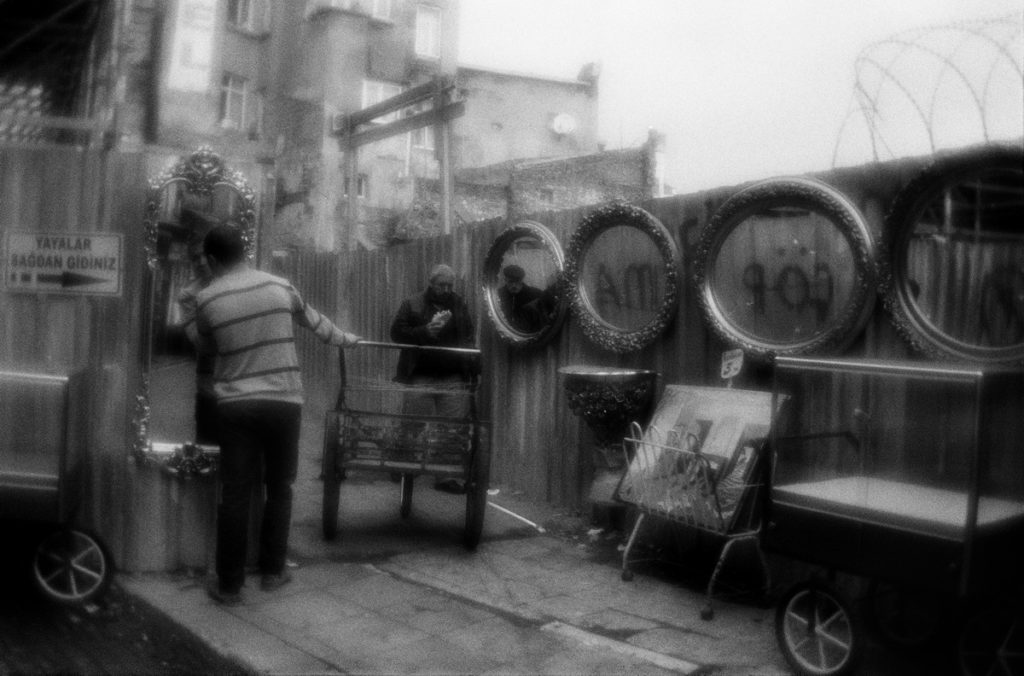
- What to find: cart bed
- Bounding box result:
[773,476,1024,540]
[333,409,473,475]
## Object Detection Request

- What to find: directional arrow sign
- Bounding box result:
[4,232,122,296]
[36,272,112,288]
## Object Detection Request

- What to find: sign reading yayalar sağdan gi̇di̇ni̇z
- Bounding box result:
[4,232,122,296]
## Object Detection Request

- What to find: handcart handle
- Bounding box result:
[336,346,347,409]
[356,340,481,356]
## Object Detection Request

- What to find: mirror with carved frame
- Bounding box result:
[134,147,257,473]
[693,177,877,361]
[881,145,1024,366]
[482,221,567,348]
[563,201,681,353]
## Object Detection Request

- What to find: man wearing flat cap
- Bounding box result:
[390,264,479,492]
[391,263,477,393]
[498,264,545,333]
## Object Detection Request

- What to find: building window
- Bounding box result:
[249,90,265,140]
[219,73,248,129]
[226,0,250,27]
[227,0,268,32]
[361,79,403,123]
[408,102,435,149]
[344,174,367,198]
[371,0,391,20]
[415,5,441,59]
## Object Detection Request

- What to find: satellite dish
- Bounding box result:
[551,113,577,135]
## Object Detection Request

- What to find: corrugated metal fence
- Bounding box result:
[0,144,961,569]
[288,156,929,509]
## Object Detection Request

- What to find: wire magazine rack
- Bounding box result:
[615,385,780,620]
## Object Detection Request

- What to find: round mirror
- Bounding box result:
[136,147,257,464]
[694,177,877,361]
[882,146,1024,365]
[564,201,680,353]
[482,221,567,347]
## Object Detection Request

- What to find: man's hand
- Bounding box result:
[339,332,362,347]
[427,310,451,337]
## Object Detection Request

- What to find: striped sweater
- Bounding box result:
[194,266,358,404]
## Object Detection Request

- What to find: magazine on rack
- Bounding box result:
[617,385,782,529]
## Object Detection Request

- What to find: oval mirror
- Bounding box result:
[135,147,257,470]
[694,177,877,361]
[881,146,1024,366]
[563,201,680,353]
[482,221,567,347]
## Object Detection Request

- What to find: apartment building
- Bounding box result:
[3,1,659,253]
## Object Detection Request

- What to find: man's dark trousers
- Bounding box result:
[215,400,301,593]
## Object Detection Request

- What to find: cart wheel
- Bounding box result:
[958,602,1024,676]
[32,527,112,605]
[463,432,490,551]
[775,580,861,676]
[400,474,414,518]
[322,413,341,541]
[864,581,947,649]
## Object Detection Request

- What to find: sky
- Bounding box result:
[458,0,1024,194]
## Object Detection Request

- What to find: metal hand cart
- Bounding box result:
[765,356,1024,676]
[320,342,490,550]
[616,384,782,620]
[0,368,113,605]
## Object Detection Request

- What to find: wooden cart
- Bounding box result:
[765,357,1024,676]
[320,342,489,550]
[0,368,112,605]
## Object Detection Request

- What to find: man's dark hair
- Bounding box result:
[502,264,525,282]
[203,223,246,265]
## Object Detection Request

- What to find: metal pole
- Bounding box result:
[435,83,453,235]
[345,143,358,251]
[356,340,480,356]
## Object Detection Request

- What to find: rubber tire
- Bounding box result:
[775,579,862,676]
[32,527,112,605]
[958,602,1024,676]
[462,428,490,551]
[399,474,414,518]
[322,413,341,541]
[862,580,948,650]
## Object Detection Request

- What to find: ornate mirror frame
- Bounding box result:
[880,145,1024,366]
[693,176,878,361]
[563,201,681,353]
[143,147,257,270]
[133,147,258,475]
[482,220,568,348]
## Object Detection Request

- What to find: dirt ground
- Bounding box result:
[0,522,247,675]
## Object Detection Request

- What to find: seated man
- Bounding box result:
[497,265,545,333]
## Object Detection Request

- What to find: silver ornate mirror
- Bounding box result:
[881,145,1024,366]
[134,147,257,473]
[694,177,877,361]
[482,220,567,347]
[563,202,681,353]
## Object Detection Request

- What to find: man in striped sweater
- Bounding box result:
[195,225,360,605]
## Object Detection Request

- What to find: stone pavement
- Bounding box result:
[120,412,791,675]
[118,407,954,675]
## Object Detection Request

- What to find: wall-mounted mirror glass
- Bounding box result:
[563,202,680,353]
[482,221,567,347]
[694,177,877,361]
[138,148,256,458]
[882,146,1024,365]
